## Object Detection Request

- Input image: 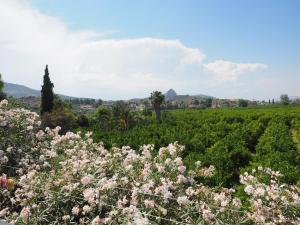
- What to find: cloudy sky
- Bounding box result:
[0,0,299,100]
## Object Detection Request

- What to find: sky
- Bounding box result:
[0,0,299,100]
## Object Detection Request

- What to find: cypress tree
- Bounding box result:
[0,73,6,100]
[41,65,54,114]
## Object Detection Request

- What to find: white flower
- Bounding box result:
[254,187,265,197]
[186,187,195,196]
[195,161,202,167]
[81,174,94,185]
[163,158,170,166]
[0,208,9,217]
[83,188,96,204]
[0,99,8,106]
[6,147,13,153]
[178,165,186,173]
[144,199,155,208]
[202,208,214,221]
[92,216,103,225]
[133,212,149,225]
[62,215,70,220]
[158,206,167,216]
[83,205,92,214]
[168,145,177,156]
[26,125,33,131]
[174,157,183,166]
[0,121,7,127]
[244,185,254,195]
[72,206,80,215]
[177,175,188,184]
[20,207,30,221]
[156,163,165,173]
[177,196,190,206]
[232,198,242,208]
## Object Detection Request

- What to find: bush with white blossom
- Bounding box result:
[0,99,300,224]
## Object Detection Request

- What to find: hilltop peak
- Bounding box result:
[165,89,177,100]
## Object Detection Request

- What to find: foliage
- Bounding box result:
[251,121,300,183]
[41,96,76,134]
[0,99,41,177]
[41,65,54,114]
[89,103,148,133]
[238,99,248,107]
[280,94,290,105]
[77,114,90,127]
[150,91,165,121]
[0,73,6,101]
[0,73,3,91]
[1,99,300,224]
[86,105,300,187]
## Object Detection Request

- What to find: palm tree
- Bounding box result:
[150,91,164,122]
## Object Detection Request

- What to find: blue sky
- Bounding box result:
[30,0,300,63]
[0,0,299,100]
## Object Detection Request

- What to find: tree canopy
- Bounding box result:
[150,91,164,121]
[41,65,54,114]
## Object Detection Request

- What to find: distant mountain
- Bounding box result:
[165,89,177,101]
[163,88,214,103]
[4,82,40,98]
[3,82,85,100]
[4,82,214,104]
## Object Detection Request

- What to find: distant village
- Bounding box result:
[12,88,300,115]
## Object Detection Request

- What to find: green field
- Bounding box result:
[87,105,300,187]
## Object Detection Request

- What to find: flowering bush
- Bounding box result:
[0,99,300,224]
[0,99,41,176]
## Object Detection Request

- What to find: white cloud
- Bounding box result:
[0,0,268,99]
[204,60,268,81]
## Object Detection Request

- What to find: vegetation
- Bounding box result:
[1,69,300,224]
[280,94,290,105]
[238,99,248,107]
[150,91,165,121]
[0,73,6,100]
[78,105,300,187]
[1,99,300,224]
[41,95,77,134]
[41,65,54,114]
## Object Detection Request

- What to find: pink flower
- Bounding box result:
[92,216,103,225]
[20,207,30,221]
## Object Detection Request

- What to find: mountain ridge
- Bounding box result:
[4,82,214,101]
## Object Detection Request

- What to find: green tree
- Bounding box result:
[91,107,113,131]
[203,98,213,108]
[150,91,164,122]
[41,96,76,134]
[0,73,6,100]
[280,94,289,105]
[238,99,248,107]
[112,101,133,130]
[41,65,54,114]
[192,99,200,106]
[77,114,89,127]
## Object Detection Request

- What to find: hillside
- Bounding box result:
[3,82,87,100]
[3,82,40,98]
